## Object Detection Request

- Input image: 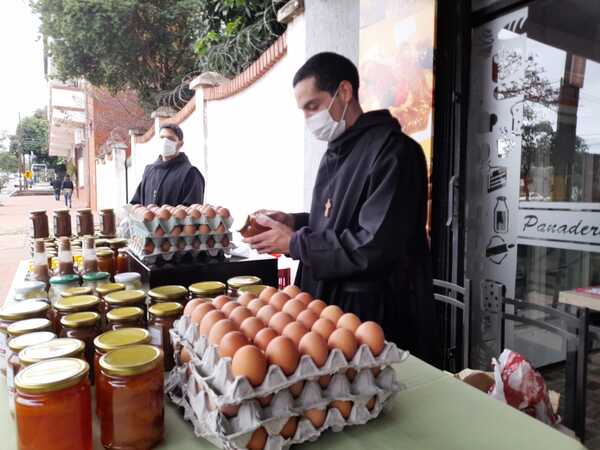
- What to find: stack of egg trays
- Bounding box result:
[166,316,408,450]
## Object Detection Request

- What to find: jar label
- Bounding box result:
[149,325,162,346]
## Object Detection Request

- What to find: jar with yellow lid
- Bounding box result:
[96,248,116,277]
[238,284,271,297]
[60,286,93,298]
[189,281,226,299]
[227,276,262,297]
[0,301,50,376]
[148,285,188,306]
[93,328,150,417]
[99,345,164,449]
[103,290,147,327]
[19,337,86,367]
[106,307,145,330]
[14,280,47,301]
[15,358,91,450]
[81,271,110,293]
[6,331,56,415]
[148,302,183,371]
[7,318,53,339]
[53,295,100,336]
[60,312,101,384]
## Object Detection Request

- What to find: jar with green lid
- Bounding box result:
[15,358,92,450]
[103,290,147,327]
[113,272,142,291]
[189,281,226,299]
[238,284,271,297]
[0,301,51,376]
[60,286,93,298]
[82,271,111,294]
[98,345,164,449]
[6,331,56,415]
[14,280,47,301]
[54,295,101,336]
[148,302,183,371]
[19,337,86,367]
[7,318,53,338]
[60,312,101,384]
[106,307,145,330]
[93,328,151,417]
[227,276,262,297]
[49,274,81,305]
[148,285,188,306]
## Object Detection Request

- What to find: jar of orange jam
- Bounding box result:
[53,295,100,336]
[99,345,164,449]
[96,283,126,327]
[19,337,85,368]
[148,302,183,371]
[188,281,226,299]
[103,290,147,327]
[106,307,145,330]
[148,285,188,307]
[60,312,101,384]
[93,328,150,417]
[15,358,92,450]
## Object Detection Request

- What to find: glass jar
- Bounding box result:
[148,302,183,371]
[99,345,164,449]
[227,276,262,297]
[104,290,147,327]
[76,209,95,236]
[14,280,47,301]
[238,284,271,297]
[53,209,72,238]
[48,274,81,306]
[60,286,93,298]
[96,248,115,277]
[106,307,145,330]
[116,248,130,274]
[108,238,128,258]
[99,209,116,237]
[29,210,49,239]
[95,238,110,248]
[15,358,91,450]
[93,328,151,417]
[60,312,101,384]
[114,272,142,291]
[189,281,226,299]
[96,283,126,325]
[31,239,50,286]
[7,318,53,339]
[82,271,110,293]
[81,236,98,274]
[148,285,188,307]
[19,337,86,368]
[58,237,75,275]
[6,331,56,415]
[54,295,100,336]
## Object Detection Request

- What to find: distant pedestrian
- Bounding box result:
[52,177,61,201]
[61,175,74,208]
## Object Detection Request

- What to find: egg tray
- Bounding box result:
[170,316,408,407]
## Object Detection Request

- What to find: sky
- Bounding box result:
[0,1,47,143]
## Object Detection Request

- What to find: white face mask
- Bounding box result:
[159,138,178,159]
[306,88,349,142]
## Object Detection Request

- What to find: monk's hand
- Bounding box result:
[243,214,293,254]
[251,209,294,229]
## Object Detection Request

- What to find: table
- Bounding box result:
[0,356,584,450]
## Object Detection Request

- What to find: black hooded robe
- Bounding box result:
[130,152,205,206]
[289,110,437,364]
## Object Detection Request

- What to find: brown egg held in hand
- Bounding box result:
[184,298,206,317]
[308,299,327,315]
[355,321,385,356]
[237,292,256,307]
[266,336,299,376]
[248,299,266,315]
[337,313,362,333]
[282,285,301,298]
[191,303,216,324]
[221,301,240,317]
[282,299,305,319]
[280,416,298,439]
[269,312,294,334]
[199,310,226,336]
[253,327,278,351]
[219,331,249,358]
[320,305,344,324]
[304,409,327,429]
[282,321,308,347]
[213,295,231,310]
[312,318,336,340]
[257,305,277,326]
[240,317,265,341]
[297,309,318,330]
[295,292,314,307]
[330,400,353,419]
[298,332,329,368]
[230,306,253,326]
[231,345,267,387]
[246,427,268,450]
[259,286,278,302]
[208,319,238,346]
[328,328,358,361]
[269,292,291,311]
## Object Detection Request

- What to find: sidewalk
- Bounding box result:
[0,190,89,304]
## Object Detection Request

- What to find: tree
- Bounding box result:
[9,109,61,170]
[0,152,19,174]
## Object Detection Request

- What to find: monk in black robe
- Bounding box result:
[244,52,437,365]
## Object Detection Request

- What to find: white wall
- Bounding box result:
[96,150,127,211]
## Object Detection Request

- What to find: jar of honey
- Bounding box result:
[53,209,72,238]
[99,209,116,237]
[76,209,95,236]
[99,345,164,449]
[227,276,262,297]
[82,271,110,293]
[96,249,115,277]
[15,358,92,450]
[114,272,142,291]
[148,302,183,371]
[49,274,81,305]
[104,290,147,327]
[106,307,145,330]
[93,328,150,417]
[60,312,101,384]
[29,210,49,239]
[189,281,226,299]
[53,295,100,336]
[115,248,130,274]
[19,337,86,367]
[148,285,188,307]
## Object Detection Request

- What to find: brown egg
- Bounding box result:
[147,203,158,210]
[208,319,238,346]
[318,374,332,388]
[217,207,231,219]
[240,317,265,341]
[213,295,232,310]
[330,400,353,419]
[199,310,226,336]
[143,240,155,255]
[266,336,299,376]
[269,292,291,311]
[237,292,256,307]
[295,292,314,306]
[256,305,278,326]
[216,224,226,233]
[183,224,197,236]
[298,332,329,367]
[269,312,294,334]
[320,305,344,324]
[174,208,187,220]
[366,396,376,411]
[206,237,216,248]
[191,208,202,220]
[355,322,385,356]
[191,238,201,249]
[337,313,362,333]
[160,239,172,252]
[372,367,381,377]
[184,298,206,317]
[346,368,357,382]
[158,207,172,220]
[221,235,231,248]
[205,207,217,219]
[230,306,253,326]
[191,303,216,324]
[297,309,318,330]
[246,427,267,450]
[258,394,273,407]
[282,321,308,347]
[280,416,298,439]
[282,299,305,319]
[253,327,278,351]
[198,224,210,234]
[259,286,278,302]
[154,226,165,237]
[308,299,327,315]
[221,404,240,417]
[304,409,326,428]
[221,301,239,317]
[176,238,186,251]
[231,345,267,387]
[248,299,266,315]
[218,331,249,359]
[290,380,304,398]
[180,347,192,364]
[143,210,155,222]
[312,318,336,340]
[328,328,358,361]
[282,285,301,298]
[171,225,183,236]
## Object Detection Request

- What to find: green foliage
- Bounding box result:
[0,152,19,174]
[9,109,61,169]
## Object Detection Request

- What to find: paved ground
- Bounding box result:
[0,187,88,304]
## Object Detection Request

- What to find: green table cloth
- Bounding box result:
[0,355,584,449]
